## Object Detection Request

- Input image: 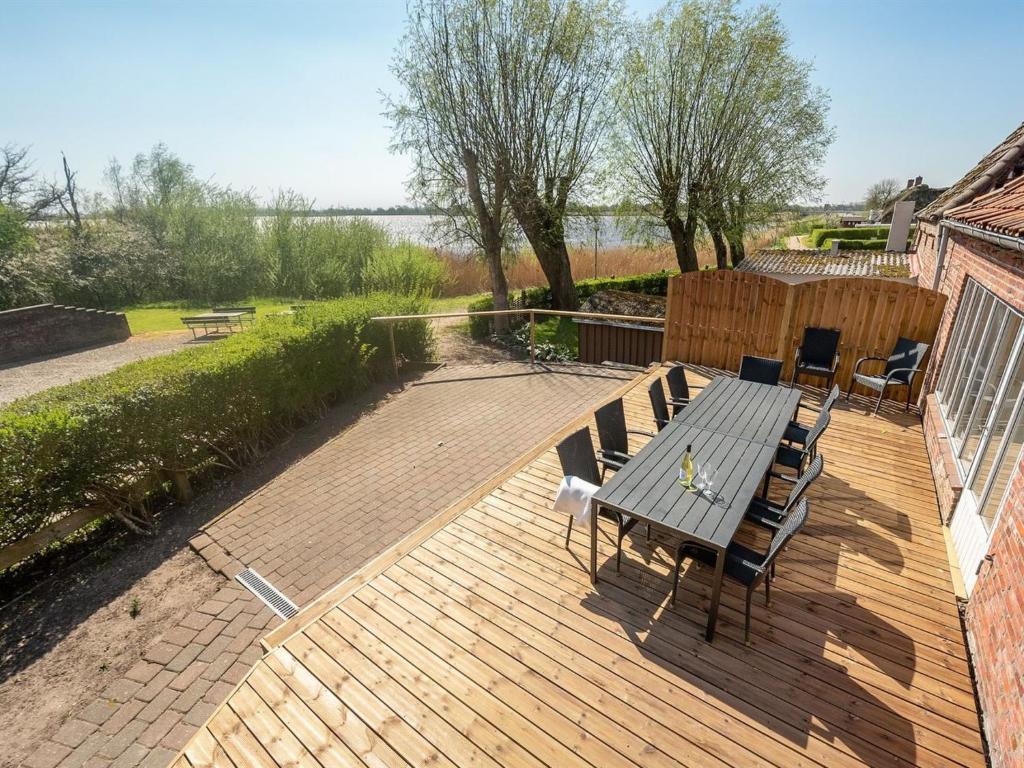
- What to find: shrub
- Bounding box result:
[362,242,449,297]
[0,294,431,551]
[466,269,676,338]
[810,226,889,248]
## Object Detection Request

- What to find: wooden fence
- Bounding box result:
[662,271,947,399]
[576,318,664,368]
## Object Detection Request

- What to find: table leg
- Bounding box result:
[589,498,599,584]
[705,548,725,641]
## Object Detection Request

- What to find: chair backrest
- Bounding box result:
[738,355,783,386]
[594,398,629,457]
[822,384,841,413]
[804,409,831,453]
[764,498,809,568]
[885,337,931,383]
[556,428,601,486]
[800,327,841,367]
[648,379,671,431]
[666,365,690,402]
[785,454,824,511]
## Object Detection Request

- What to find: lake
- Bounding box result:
[324,214,657,253]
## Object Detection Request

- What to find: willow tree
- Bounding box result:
[615,0,831,271]
[477,0,622,309]
[389,0,515,321]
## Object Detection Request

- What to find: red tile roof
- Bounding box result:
[918,121,1024,222]
[946,173,1024,238]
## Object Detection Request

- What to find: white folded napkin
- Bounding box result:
[553,475,601,524]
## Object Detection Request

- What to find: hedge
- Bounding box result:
[0,294,431,552]
[467,270,677,338]
[820,238,889,251]
[810,226,890,248]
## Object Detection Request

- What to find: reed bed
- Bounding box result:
[438,227,779,297]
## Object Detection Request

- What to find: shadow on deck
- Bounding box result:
[175,366,984,768]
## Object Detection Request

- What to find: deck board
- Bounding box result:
[177,367,985,768]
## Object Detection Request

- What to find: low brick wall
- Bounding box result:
[921,393,963,523]
[0,304,131,365]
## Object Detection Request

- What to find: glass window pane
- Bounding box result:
[961,312,1023,464]
[979,402,1024,530]
[937,284,975,397]
[947,293,993,428]
[971,354,1024,530]
[952,304,1009,443]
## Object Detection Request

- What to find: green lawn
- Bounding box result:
[533,316,579,355]
[123,294,489,334]
[121,299,299,334]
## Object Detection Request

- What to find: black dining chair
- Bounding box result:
[648,379,672,431]
[672,499,809,644]
[665,365,698,416]
[763,409,830,497]
[791,327,841,389]
[594,398,654,479]
[746,454,823,531]
[784,384,840,447]
[557,427,640,570]
[847,337,931,415]
[738,355,784,386]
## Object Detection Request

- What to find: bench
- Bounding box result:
[181,312,248,339]
[211,306,257,325]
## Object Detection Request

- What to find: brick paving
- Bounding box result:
[23,361,635,768]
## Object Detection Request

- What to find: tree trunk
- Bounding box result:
[510,196,577,310]
[727,230,746,266]
[463,148,512,330]
[665,208,700,273]
[710,228,728,270]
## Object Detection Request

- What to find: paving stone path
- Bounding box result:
[23,361,635,768]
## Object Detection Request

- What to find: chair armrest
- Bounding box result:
[598,449,632,461]
[668,396,689,407]
[852,355,886,375]
[626,429,656,439]
[767,470,799,484]
[832,350,841,373]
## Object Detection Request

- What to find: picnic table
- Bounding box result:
[590,376,801,640]
[180,311,249,339]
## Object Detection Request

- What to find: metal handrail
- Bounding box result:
[371,307,666,376]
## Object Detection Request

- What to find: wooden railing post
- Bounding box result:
[388,322,399,381]
[529,310,536,366]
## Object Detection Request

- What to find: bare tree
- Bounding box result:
[476,0,622,309]
[864,177,900,213]
[389,0,515,325]
[0,144,63,220]
[58,152,82,232]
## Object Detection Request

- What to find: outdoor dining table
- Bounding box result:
[589,376,802,640]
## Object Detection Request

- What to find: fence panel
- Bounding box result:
[663,272,947,401]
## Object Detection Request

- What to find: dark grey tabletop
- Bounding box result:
[592,377,801,551]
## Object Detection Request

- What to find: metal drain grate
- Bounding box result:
[235,568,298,620]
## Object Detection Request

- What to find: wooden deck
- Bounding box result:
[174,367,985,768]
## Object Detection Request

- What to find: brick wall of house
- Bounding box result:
[0,303,131,365]
[915,223,1024,768]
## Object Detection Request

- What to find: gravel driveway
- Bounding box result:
[0,332,193,405]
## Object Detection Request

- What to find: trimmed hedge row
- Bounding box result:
[0,294,431,551]
[810,226,889,247]
[820,238,889,251]
[467,270,677,338]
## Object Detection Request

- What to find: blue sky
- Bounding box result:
[3,0,1022,208]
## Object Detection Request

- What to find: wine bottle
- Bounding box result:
[679,443,694,488]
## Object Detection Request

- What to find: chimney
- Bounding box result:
[906,178,914,189]
[915,175,922,186]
